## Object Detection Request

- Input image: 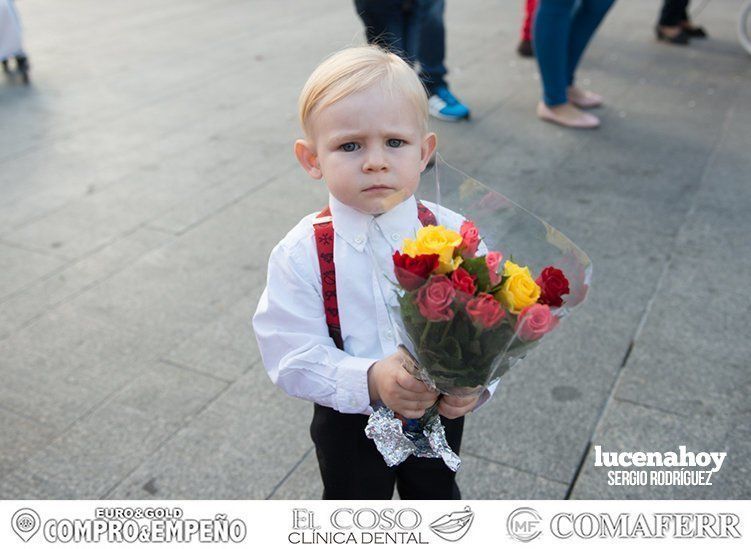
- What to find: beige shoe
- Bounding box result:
[567,86,604,109]
[537,102,600,129]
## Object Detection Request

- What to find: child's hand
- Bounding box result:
[438,393,481,419]
[368,353,439,419]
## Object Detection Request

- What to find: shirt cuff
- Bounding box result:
[335,355,378,414]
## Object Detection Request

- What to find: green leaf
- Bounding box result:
[461,257,491,292]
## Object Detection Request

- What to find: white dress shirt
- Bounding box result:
[252,193,500,415]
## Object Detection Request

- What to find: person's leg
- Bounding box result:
[354,0,416,63]
[395,416,464,499]
[417,0,469,121]
[310,404,397,499]
[518,0,538,57]
[534,0,576,107]
[658,0,689,27]
[534,0,600,127]
[656,0,691,43]
[566,0,616,87]
[522,0,537,41]
[416,0,448,94]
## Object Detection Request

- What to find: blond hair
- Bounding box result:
[298,45,429,136]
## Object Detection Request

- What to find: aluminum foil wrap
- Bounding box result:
[364,405,462,472]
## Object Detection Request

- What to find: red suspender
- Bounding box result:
[314,202,436,350]
[416,201,437,227]
[313,206,343,349]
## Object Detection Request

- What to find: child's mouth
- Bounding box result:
[363,185,393,192]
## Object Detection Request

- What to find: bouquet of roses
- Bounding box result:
[365,157,591,471]
[394,222,570,388]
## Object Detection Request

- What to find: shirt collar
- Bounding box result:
[328,193,420,253]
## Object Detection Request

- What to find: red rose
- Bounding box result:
[450,267,477,304]
[459,220,481,258]
[465,293,505,330]
[393,251,439,291]
[535,266,570,307]
[415,276,455,321]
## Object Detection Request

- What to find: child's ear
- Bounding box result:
[419,132,437,172]
[294,139,322,180]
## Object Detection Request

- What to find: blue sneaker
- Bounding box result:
[428,86,470,121]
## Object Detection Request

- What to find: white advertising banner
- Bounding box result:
[1,500,748,549]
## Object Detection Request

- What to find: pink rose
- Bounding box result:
[459,220,481,258]
[486,251,504,287]
[515,304,559,341]
[415,276,455,321]
[465,293,505,330]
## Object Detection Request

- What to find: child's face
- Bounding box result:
[295,84,436,215]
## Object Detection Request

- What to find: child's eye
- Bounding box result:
[387,139,404,148]
[340,142,360,152]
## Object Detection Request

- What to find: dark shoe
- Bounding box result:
[682,23,708,38]
[655,26,690,45]
[517,39,534,58]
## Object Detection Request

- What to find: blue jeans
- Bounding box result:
[533,0,616,106]
[354,0,448,94]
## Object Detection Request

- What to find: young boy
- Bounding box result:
[253,46,497,500]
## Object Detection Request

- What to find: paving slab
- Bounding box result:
[570,399,747,499]
[0,359,227,498]
[107,363,312,499]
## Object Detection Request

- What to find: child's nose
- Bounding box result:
[362,148,388,172]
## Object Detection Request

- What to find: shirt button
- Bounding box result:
[385,330,393,340]
[354,235,365,244]
[391,233,400,242]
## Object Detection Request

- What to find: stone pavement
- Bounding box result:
[0,0,749,500]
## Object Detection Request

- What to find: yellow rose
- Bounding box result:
[495,260,541,314]
[402,225,463,274]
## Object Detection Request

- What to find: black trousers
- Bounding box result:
[310,403,464,499]
[658,0,690,26]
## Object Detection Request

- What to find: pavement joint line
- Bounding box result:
[0,6,335,165]
[611,396,698,420]
[0,401,52,429]
[459,450,568,487]
[265,446,316,500]
[168,164,300,237]
[564,440,591,500]
[0,236,72,262]
[562,86,740,500]
[0,225,175,343]
[0,363,152,484]
[101,370,243,499]
[0,136,247,238]
[157,357,235,385]
[141,223,180,236]
[0,222,146,305]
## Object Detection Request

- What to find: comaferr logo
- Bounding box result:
[550,512,742,539]
[507,507,542,542]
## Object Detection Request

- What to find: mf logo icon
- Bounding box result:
[507,507,542,542]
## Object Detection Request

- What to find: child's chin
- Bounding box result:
[358,202,388,215]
